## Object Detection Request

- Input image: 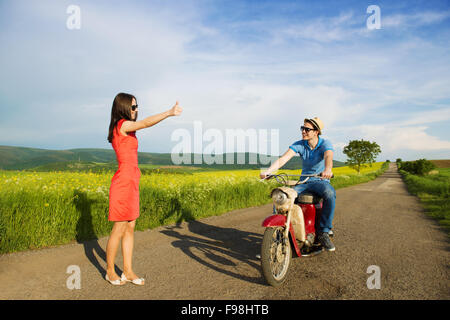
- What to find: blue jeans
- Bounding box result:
[273,179,336,233]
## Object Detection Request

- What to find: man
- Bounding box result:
[260,117,336,253]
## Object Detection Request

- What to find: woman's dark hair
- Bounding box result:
[107,93,138,143]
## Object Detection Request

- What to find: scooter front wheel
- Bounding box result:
[261,226,292,286]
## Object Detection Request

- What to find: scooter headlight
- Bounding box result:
[273,191,288,205]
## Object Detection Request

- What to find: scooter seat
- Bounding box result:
[295,192,322,204]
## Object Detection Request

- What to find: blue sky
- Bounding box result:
[0,0,449,162]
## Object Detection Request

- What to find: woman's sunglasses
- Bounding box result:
[301,126,316,133]
[131,104,138,111]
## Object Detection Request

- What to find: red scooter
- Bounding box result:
[260,173,333,286]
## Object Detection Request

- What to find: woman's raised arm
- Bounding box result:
[121,101,182,133]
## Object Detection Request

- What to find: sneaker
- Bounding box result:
[328,230,334,237]
[300,246,324,257]
[317,232,335,252]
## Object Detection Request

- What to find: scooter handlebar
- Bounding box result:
[265,172,334,179]
[263,172,333,185]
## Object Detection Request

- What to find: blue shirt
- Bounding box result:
[289,137,334,179]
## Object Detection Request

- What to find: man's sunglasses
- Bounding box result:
[301,126,316,133]
[131,104,138,111]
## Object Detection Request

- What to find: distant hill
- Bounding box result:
[0,145,346,171]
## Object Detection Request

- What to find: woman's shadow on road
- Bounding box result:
[73,190,122,278]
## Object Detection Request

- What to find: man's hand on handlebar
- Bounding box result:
[321,169,333,179]
[260,172,270,180]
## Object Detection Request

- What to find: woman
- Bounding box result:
[105,92,182,285]
[260,117,336,253]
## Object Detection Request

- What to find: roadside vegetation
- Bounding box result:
[398,159,450,234]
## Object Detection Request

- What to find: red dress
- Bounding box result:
[108,119,141,221]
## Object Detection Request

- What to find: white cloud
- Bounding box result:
[278,11,359,42]
[383,11,450,28]
[392,108,450,127]
[330,106,450,161]
[360,125,450,152]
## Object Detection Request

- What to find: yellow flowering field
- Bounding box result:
[0,162,387,253]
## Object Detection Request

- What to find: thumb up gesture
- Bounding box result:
[170,101,183,116]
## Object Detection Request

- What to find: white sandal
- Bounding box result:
[121,273,145,286]
[105,274,126,286]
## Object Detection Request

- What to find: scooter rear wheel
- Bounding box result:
[261,226,292,286]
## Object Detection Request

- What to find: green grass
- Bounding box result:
[0,162,389,254]
[400,168,450,233]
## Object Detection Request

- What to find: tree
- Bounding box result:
[399,159,436,176]
[343,139,381,173]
